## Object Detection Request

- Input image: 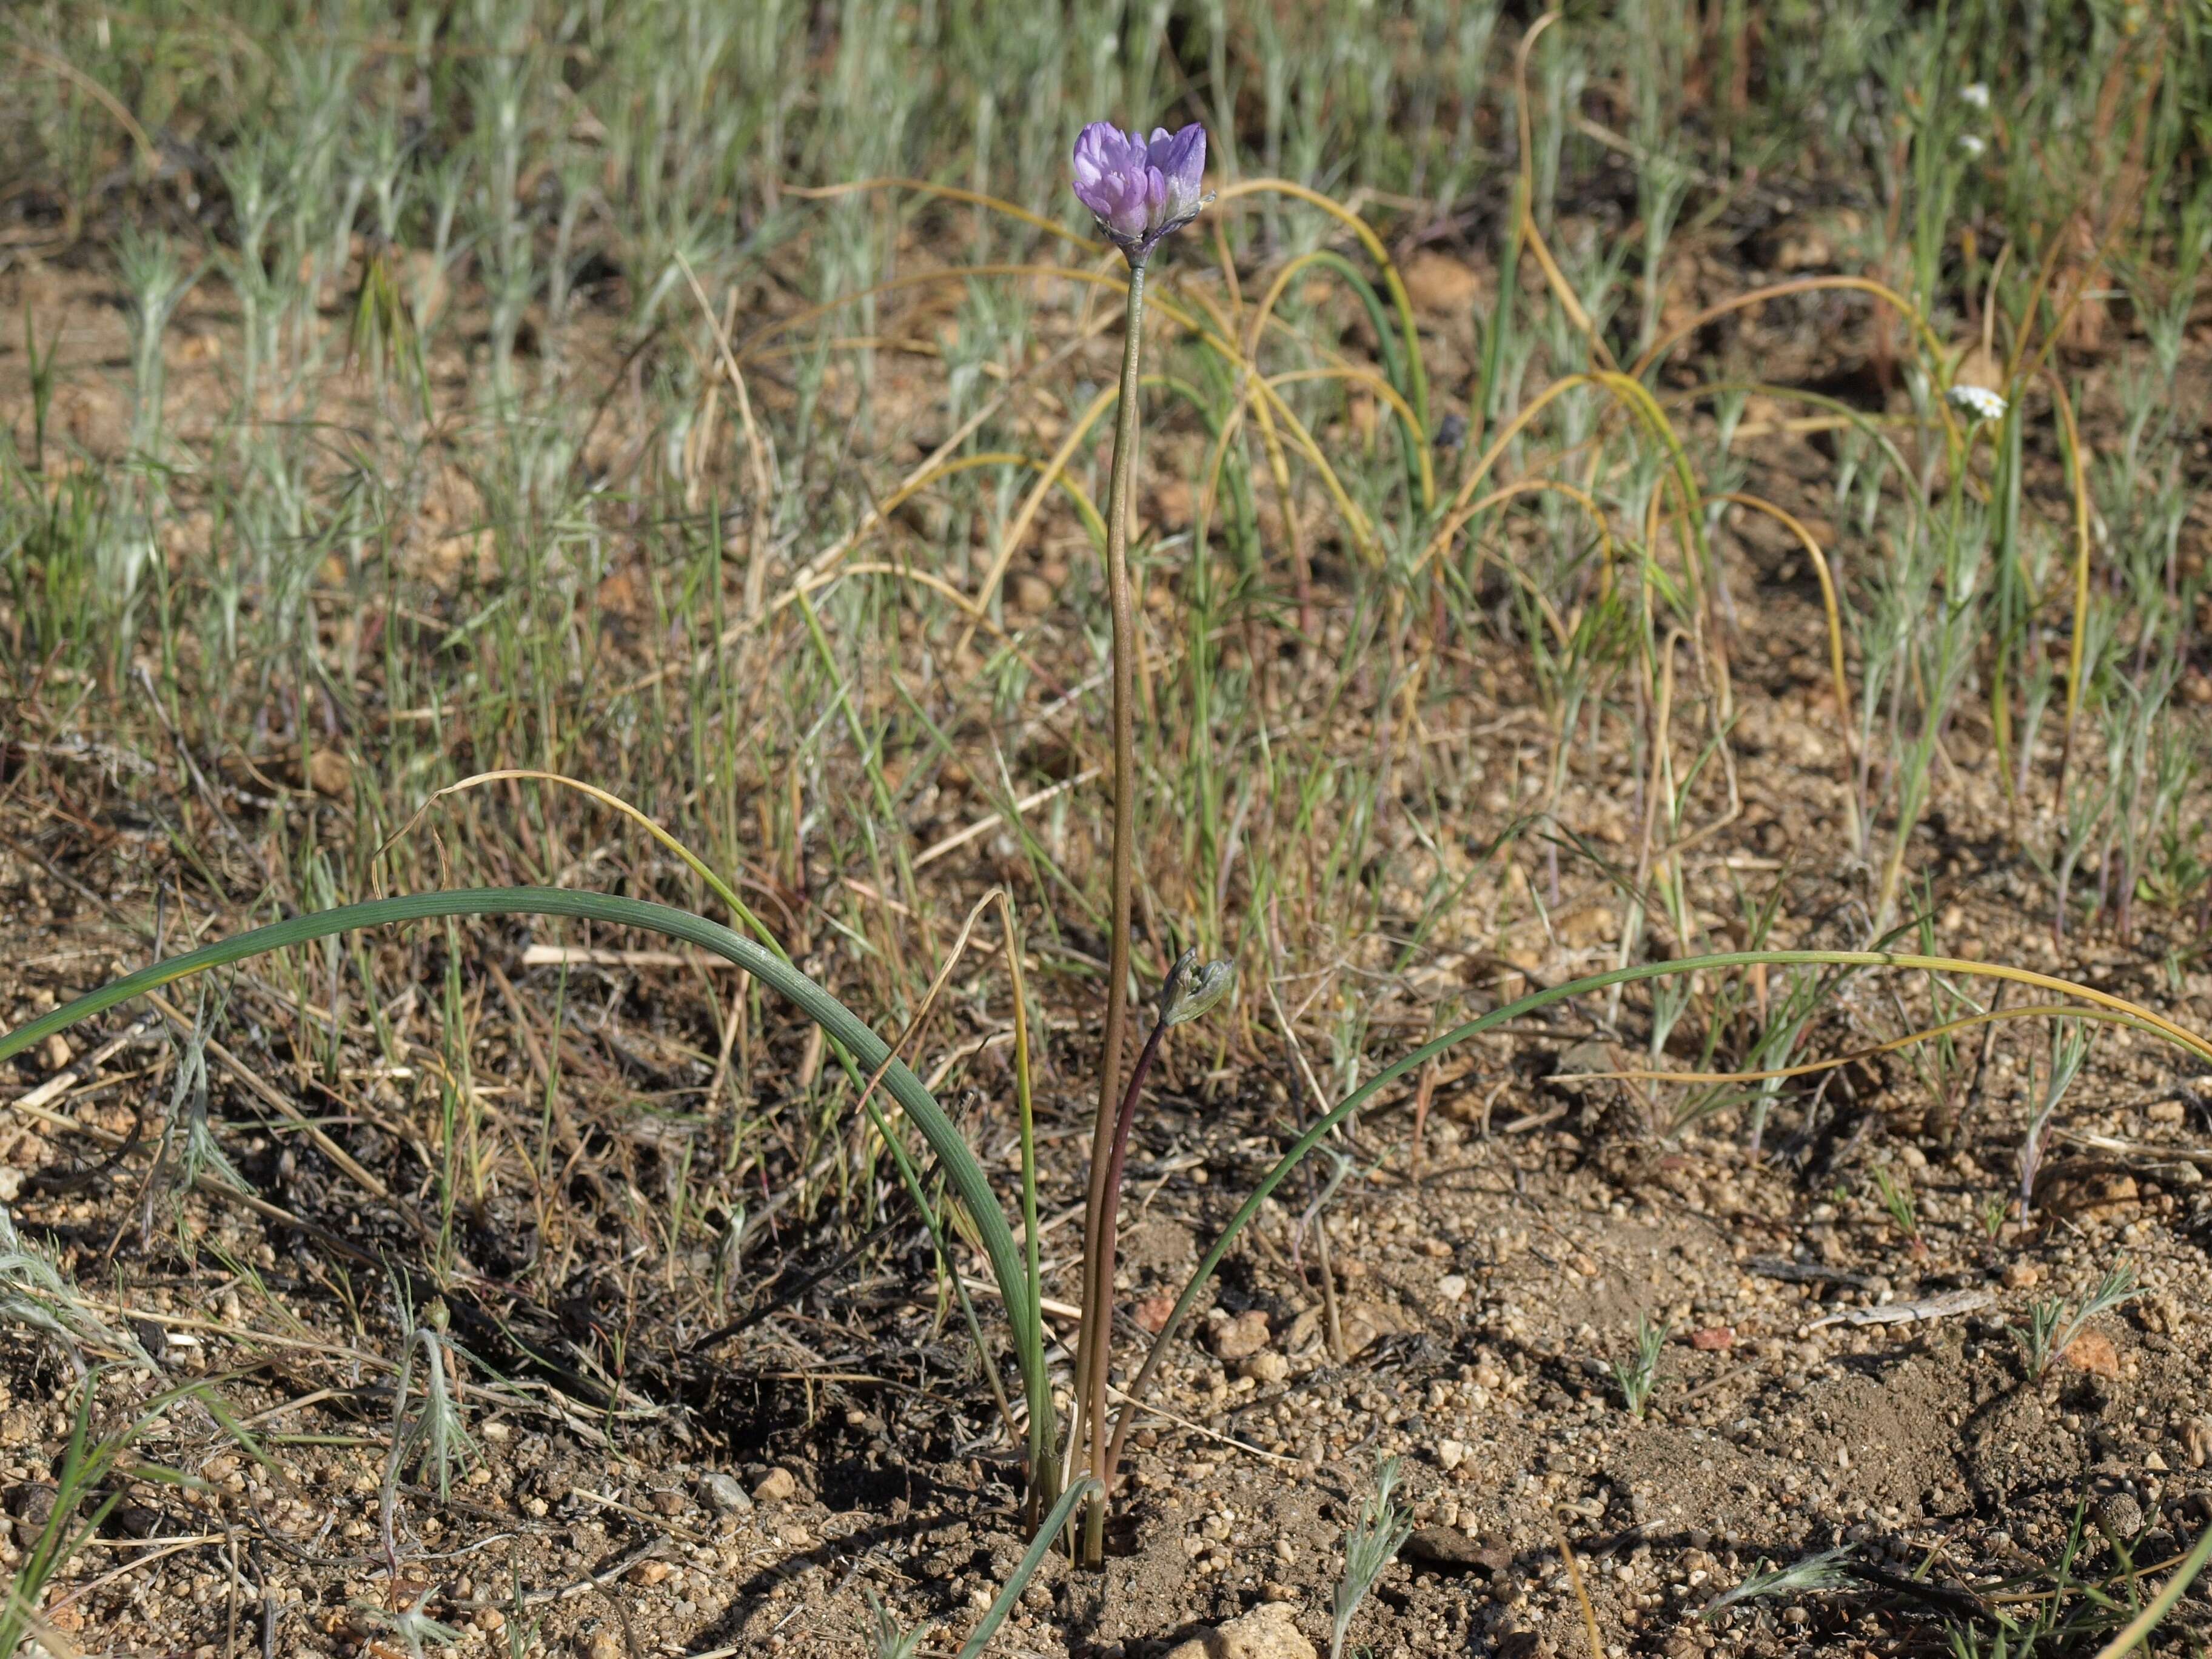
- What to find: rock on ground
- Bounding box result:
[1162,1601,1318,1659]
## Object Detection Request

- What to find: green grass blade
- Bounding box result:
[956,1477,1098,1659]
[0,888,1041,1398]
[2090,1518,2212,1658]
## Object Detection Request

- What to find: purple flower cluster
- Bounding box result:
[1070,122,1208,264]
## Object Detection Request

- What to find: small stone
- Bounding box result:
[1403,1526,1484,1570]
[700,1472,753,1513]
[5,1481,59,1544]
[4,1484,59,1524]
[2003,1261,2041,1290]
[581,1628,623,1659]
[1338,1301,1406,1358]
[1211,1310,1272,1361]
[2039,1168,2139,1221]
[1401,250,1481,315]
[752,1467,797,1504]
[39,1034,70,1070]
[2184,1418,2212,1469]
[1135,1294,1176,1333]
[2096,1491,2144,1543]
[1555,907,1615,950]
[1161,1601,1318,1659]
[2147,1452,2170,1472]
[648,1489,688,1516]
[628,1558,673,1586]
[2136,1293,2185,1336]
[110,1503,163,1538]
[1436,1439,1467,1473]
[1241,1351,1290,1386]
[473,1608,505,1634]
[1437,1274,1469,1304]
[2061,1330,2122,1379]
[1689,1326,1734,1351]
[306,749,352,797]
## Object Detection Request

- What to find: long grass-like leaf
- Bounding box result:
[956,1478,1098,1659]
[0,890,1043,1423]
[2089,1518,2212,1658]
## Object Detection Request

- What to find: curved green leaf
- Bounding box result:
[0,888,1041,1387]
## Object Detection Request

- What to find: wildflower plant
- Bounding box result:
[1946,383,2008,424]
[13,45,2212,1599]
[1065,115,1221,1566]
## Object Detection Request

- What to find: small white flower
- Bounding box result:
[1960,82,1991,111]
[1958,133,1986,158]
[1947,384,2008,423]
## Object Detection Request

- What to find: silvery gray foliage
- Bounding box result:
[1330,1455,1415,1659]
[1704,1546,1857,1619]
[0,1202,153,1373]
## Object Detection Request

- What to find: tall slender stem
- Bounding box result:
[1071,258,1148,1567]
[1083,1010,1169,1507]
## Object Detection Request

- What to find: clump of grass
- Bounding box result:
[345,1592,464,1659]
[0,1204,152,1375]
[1704,1546,1857,1619]
[1871,1165,1921,1243]
[1611,1313,1669,1420]
[2019,1023,2094,1215]
[0,1370,196,1655]
[859,1589,932,1658]
[1330,1455,1415,1659]
[1979,1194,2011,1241]
[2013,1266,2141,1381]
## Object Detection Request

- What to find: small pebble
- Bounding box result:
[2096,1492,2144,1543]
[1211,1310,1272,1361]
[1241,1352,1290,1385]
[699,1472,753,1513]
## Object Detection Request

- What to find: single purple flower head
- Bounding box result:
[1071,121,1209,264]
